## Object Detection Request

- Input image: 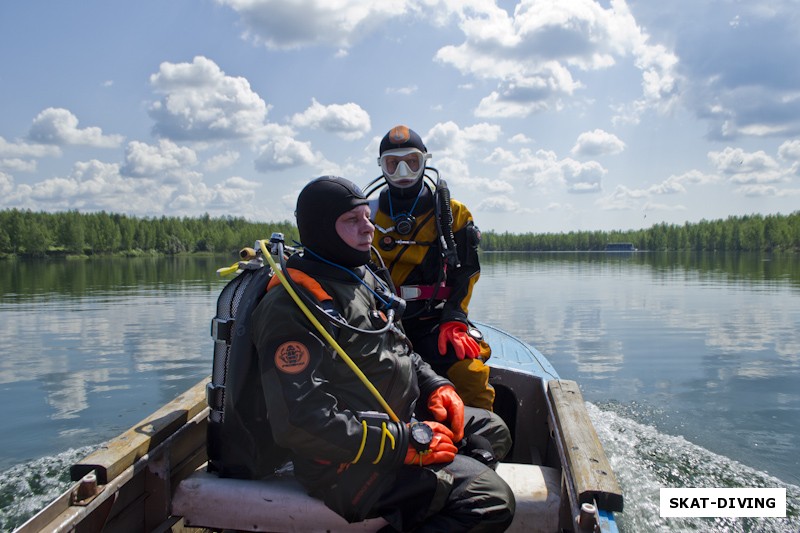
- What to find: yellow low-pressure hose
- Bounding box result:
[259,240,400,423]
[216,262,240,277]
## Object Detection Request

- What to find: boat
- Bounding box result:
[16,244,623,533]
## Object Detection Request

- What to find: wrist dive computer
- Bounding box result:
[409,420,434,452]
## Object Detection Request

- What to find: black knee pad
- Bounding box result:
[459,433,497,467]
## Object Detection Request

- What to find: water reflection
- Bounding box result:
[0,255,223,299]
[0,256,227,472]
[0,251,798,496]
[472,251,800,485]
[480,250,800,288]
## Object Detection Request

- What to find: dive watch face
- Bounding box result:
[468,326,483,341]
[410,421,434,452]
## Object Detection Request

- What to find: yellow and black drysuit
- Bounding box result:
[371,183,495,410]
[247,253,514,531]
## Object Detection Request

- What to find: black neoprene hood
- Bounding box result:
[295,176,370,267]
[379,125,427,156]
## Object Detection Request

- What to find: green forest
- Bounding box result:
[0,209,298,257]
[480,211,800,252]
[1,208,799,257]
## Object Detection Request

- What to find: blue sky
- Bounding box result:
[1,0,799,233]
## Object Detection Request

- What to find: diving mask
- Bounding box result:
[378,148,430,188]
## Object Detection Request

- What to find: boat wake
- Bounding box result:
[587,402,800,532]
[0,446,95,531]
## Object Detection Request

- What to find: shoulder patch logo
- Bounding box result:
[275,341,310,374]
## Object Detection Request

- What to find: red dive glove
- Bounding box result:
[404,421,458,466]
[427,385,465,443]
[438,321,481,360]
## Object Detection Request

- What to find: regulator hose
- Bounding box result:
[436,179,461,269]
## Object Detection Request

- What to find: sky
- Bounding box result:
[1,0,799,234]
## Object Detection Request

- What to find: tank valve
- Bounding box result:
[239,247,257,260]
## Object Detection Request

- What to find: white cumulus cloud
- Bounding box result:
[290,98,371,140]
[778,139,800,161]
[425,121,503,158]
[121,140,198,178]
[596,184,648,210]
[217,0,411,49]
[27,108,123,148]
[501,148,606,193]
[477,195,523,213]
[571,129,626,157]
[148,56,271,141]
[204,150,241,172]
[0,171,13,196]
[254,136,319,171]
[0,158,37,173]
[435,0,680,118]
[708,146,779,175]
[0,136,61,158]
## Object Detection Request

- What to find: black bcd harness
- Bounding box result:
[206,261,290,479]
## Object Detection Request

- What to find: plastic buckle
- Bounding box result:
[211,317,233,344]
[206,382,225,411]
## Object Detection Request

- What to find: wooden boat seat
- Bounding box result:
[172,462,561,532]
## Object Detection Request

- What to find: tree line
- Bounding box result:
[1,208,798,257]
[480,211,800,252]
[0,209,298,257]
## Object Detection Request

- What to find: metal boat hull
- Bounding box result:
[17,323,622,533]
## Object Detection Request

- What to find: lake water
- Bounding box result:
[1,252,798,531]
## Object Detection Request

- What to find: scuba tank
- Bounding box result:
[207,249,290,479]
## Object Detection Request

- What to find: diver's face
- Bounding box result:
[335,204,374,251]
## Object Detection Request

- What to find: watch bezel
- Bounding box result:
[409,421,434,452]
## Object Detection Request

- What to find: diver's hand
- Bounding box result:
[404,421,457,466]
[427,385,465,443]
[437,321,480,359]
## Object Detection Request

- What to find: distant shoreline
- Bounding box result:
[2,208,798,255]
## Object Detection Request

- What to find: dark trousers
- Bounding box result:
[322,407,515,532]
